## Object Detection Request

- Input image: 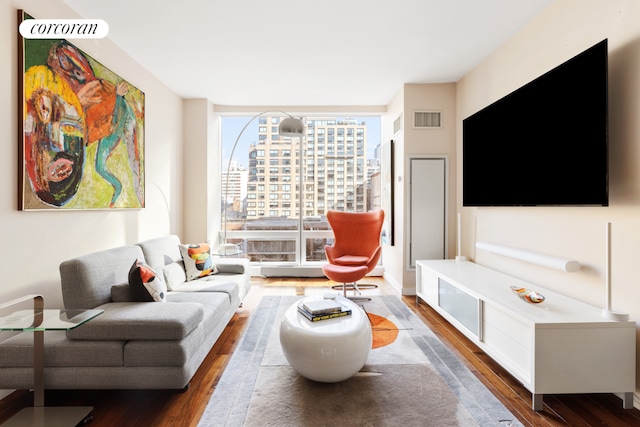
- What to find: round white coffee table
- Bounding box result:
[279,295,372,382]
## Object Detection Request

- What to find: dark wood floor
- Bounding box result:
[1,277,638,426]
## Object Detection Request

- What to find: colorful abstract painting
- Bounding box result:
[18,10,145,210]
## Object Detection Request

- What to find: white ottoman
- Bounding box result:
[279,295,372,383]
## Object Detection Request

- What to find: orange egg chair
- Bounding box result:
[322,210,384,300]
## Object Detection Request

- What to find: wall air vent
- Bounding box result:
[413,111,442,129]
[393,114,402,135]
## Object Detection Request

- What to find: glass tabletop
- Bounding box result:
[0,309,103,332]
[212,249,244,256]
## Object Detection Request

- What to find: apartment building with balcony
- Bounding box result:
[245,117,369,220]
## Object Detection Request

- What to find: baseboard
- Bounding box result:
[257,265,384,278]
[383,272,403,294]
[260,266,325,277]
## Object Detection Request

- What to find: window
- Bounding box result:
[220,115,381,265]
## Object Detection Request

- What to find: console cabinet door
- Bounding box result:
[417,263,439,306]
[482,303,532,386]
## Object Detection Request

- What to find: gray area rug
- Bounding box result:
[198,295,522,426]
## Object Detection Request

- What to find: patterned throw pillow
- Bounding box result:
[128,259,167,302]
[179,242,218,281]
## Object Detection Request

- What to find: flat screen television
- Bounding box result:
[462,39,608,207]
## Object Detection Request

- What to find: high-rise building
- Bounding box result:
[245,117,368,219]
[222,160,248,217]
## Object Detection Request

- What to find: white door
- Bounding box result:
[409,157,446,268]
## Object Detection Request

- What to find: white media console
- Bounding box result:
[416,259,636,410]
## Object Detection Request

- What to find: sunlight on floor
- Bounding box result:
[243,276,392,309]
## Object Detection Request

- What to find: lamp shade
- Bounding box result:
[278,117,304,137]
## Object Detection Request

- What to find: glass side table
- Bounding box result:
[212,243,244,258]
[211,249,244,258]
[0,295,103,427]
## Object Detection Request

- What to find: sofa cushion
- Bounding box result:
[0,331,124,367]
[126,292,233,367]
[111,283,134,302]
[215,260,247,275]
[66,302,204,341]
[124,323,205,367]
[212,258,251,302]
[167,281,240,315]
[60,245,144,310]
[137,235,183,272]
[167,277,237,295]
[128,259,167,302]
[179,243,218,281]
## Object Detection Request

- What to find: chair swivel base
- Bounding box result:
[322,264,371,302]
[340,282,372,301]
[331,283,378,291]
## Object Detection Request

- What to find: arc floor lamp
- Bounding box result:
[220,112,305,255]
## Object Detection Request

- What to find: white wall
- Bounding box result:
[457,0,640,398]
[382,89,405,292]
[402,84,457,292]
[183,99,216,243]
[1,0,184,309]
[383,83,457,295]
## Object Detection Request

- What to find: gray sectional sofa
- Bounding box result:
[0,235,250,390]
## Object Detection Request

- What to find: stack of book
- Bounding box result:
[297,299,352,322]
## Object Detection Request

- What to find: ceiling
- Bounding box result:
[63,0,554,107]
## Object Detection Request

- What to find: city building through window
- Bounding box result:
[221,115,382,265]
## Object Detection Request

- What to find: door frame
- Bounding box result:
[405,155,449,271]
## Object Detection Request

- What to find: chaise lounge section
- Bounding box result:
[0,235,250,391]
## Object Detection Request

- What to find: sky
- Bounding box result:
[221,115,382,170]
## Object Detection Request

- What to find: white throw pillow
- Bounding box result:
[163,261,187,290]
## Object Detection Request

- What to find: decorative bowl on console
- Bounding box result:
[510,286,545,304]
